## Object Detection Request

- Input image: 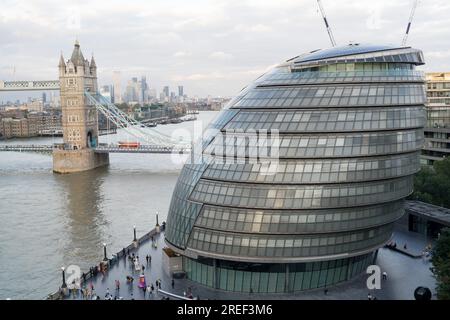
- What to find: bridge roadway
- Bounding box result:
[0,80,60,91]
[0,144,190,154]
[0,144,54,152]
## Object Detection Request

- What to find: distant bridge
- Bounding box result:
[94,144,190,154]
[0,144,54,152]
[0,143,191,154]
[0,80,60,91]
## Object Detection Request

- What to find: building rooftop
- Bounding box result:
[289,43,424,68]
[405,200,450,226]
[295,44,402,63]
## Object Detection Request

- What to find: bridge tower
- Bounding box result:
[53,41,109,173]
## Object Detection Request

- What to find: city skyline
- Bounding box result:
[1,0,450,100]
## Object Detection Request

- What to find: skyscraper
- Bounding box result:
[100,85,113,103]
[139,76,148,104]
[178,85,184,97]
[163,86,170,99]
[112,71,122,104]
[125,77,139,103]
[165,44,426,293]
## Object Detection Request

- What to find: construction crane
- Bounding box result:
[401,0,418,46]
[316,0,336,47]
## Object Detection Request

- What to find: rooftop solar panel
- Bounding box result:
[294,44,405,63]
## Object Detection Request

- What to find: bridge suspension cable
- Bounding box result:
[85,91,191,148]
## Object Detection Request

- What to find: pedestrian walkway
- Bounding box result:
[386,228,434,258]
[59,227,437,300]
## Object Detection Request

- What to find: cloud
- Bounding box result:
[171,72,226,82]
[0,0,449,98]
[209,51,233,60]
[426,50,450,59]
[234,23,272,33]
[173,51,191,58]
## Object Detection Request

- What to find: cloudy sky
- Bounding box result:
[1,0,450,100]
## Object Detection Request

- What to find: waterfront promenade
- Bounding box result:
[53,226,437,300]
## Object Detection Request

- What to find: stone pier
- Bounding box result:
[53,149,109,174]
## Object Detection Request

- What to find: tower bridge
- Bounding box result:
[0,41,191,173]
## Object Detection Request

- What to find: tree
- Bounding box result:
[115,103,129,111]
[410,157,450,208]
[431,228,450,300]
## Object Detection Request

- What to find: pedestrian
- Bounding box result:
[151,284,154,293]
[142,265,145,272]
[404,243,407,250]
[324,289,328,295]
[382,271,387,280]
[147,285,152,295]
[171,279,175,288]
[115,279,120,291]
[146,255,149,264]
[149,255,152,264]
[122,248,126,257]
[158,279,162,289]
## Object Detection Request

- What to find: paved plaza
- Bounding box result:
[61,227,436,300]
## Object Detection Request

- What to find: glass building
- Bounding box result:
[165,44,426,293]
[422,72,450,165]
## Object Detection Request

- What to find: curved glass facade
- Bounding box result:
[183,253,375,293]
[165,44,426,292]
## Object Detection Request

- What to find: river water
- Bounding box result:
[0,111,218,299]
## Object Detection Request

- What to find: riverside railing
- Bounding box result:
[46,224,165,300]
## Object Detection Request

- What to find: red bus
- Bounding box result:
[118,141,140,149]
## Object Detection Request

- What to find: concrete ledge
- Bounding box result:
[53,149,109,174]
[384,245,423,258]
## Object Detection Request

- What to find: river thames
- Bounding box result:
[0,111,218,299]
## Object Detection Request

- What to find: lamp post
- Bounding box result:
[103,243,108,261]
[61,266,67,288]
[133,225,137,242]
